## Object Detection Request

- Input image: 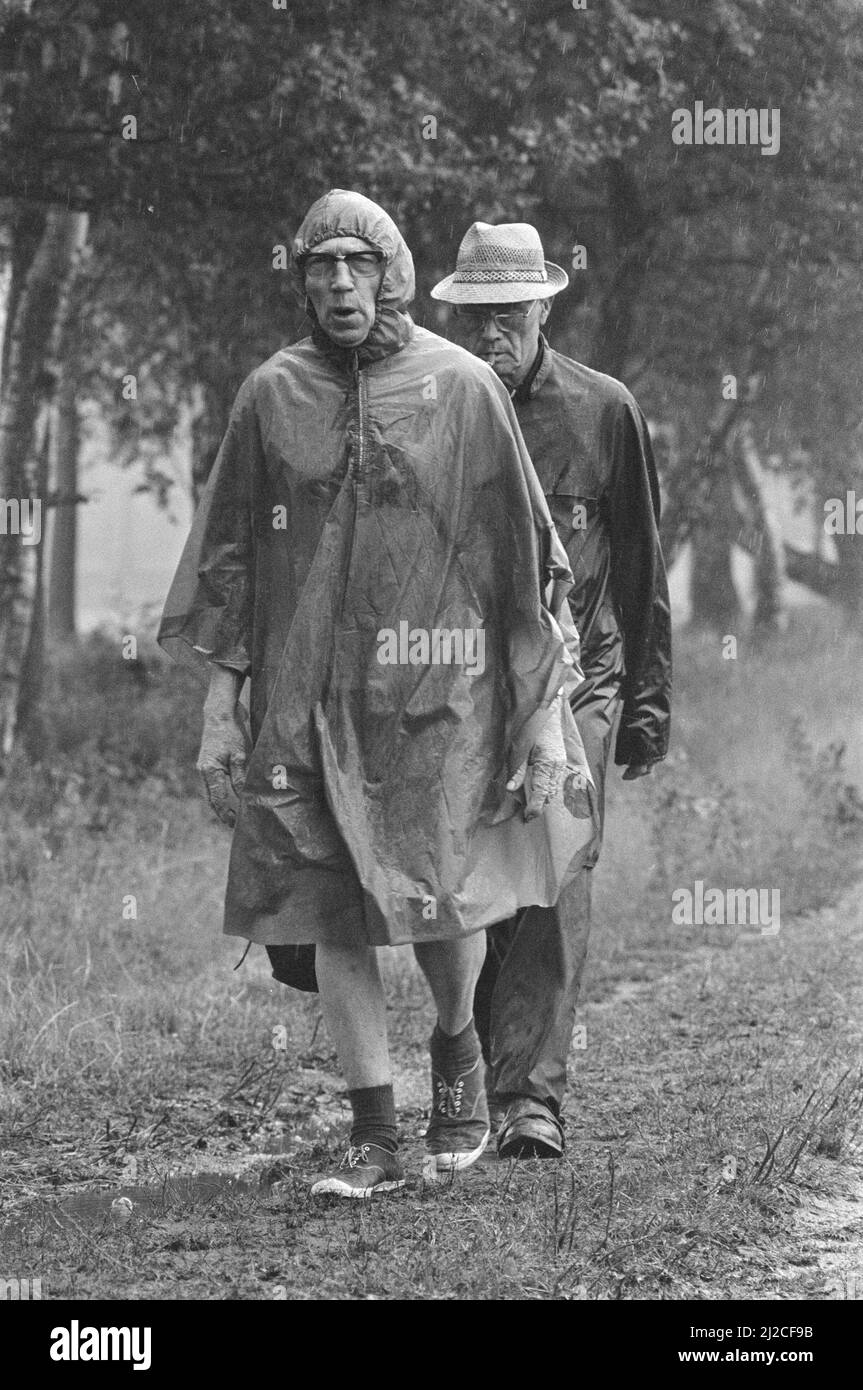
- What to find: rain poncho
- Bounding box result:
[159,191,594,946]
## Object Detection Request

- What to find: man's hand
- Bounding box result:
[198,666,247,827]
[621,762,652,781]
[507,694,567,822]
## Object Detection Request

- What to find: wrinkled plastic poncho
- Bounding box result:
[159,190,594,946]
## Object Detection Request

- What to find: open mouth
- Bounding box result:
[331,307,361,321]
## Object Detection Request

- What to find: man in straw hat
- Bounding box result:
[159,192,596,1197]
[432,222,672,1160]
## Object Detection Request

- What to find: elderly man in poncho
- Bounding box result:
[159,190,594,1197]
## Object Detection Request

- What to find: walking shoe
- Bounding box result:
[310,1143,406,1199]
[423,1051,490,1180]
[497,1097,565,1159]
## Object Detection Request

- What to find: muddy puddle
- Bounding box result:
[0,1108,349,1240]
[0,1170,266,1238]
[73,1171,255,1218]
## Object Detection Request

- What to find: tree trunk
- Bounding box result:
[0,206,88,764]
[0,212,13,402]
[589,158,654,380]
[829,530,863,618]
[1,202,48,393]
[689,459,741,632]
[732,419,788,636]
[663,266,773,559]
[18,403,51,725]
[47,374,79,640]
[190,376,235,501]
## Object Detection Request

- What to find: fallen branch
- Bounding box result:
[783,543,840,598]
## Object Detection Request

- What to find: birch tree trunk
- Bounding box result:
[47,375,80,641]
[18,401,52,724]
[0,206,88,764]
[0,212,14,403]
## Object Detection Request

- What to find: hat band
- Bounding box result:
[455,266,548,284]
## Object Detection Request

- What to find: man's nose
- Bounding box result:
[480,316,501,342]
[330,260,355,291]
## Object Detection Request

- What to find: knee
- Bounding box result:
[317,943,378,981]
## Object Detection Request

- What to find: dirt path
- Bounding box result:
[3,875,861,1299]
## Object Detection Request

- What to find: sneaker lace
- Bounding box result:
[341,1144,371,1169]
[434,1076,465,1117]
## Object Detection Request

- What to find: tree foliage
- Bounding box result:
[1,0,862,551]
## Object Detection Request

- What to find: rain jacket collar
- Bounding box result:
[524,333,555,399]
[512,334,547,405]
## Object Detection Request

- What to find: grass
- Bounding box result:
[0,609,861,1299]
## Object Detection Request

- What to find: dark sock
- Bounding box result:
[431,1018,481,1071]
[348,1084,398,1153]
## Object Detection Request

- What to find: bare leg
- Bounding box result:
[413,932,486,1033]
[310,944,404,1198]
[315,943,390,1089]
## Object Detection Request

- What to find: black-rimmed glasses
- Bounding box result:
[301,250,384,282]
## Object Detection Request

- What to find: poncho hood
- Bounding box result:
[292,189,415,366]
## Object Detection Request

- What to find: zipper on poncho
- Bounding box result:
[351,351,367,479]
[337,353,365,626]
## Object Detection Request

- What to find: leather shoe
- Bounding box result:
[497,1097,564,1159]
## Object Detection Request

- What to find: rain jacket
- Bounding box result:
[158,191,595,947]
[512,335,671,855]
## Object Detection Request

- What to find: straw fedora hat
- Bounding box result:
[430,221,569,304]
